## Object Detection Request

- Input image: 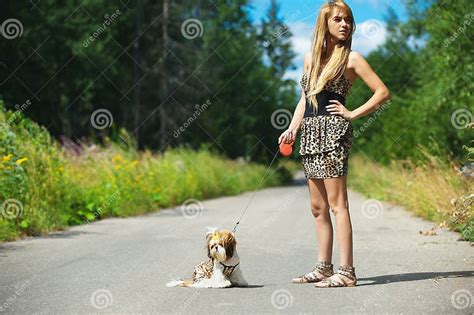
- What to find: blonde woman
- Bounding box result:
[278,0,390,287]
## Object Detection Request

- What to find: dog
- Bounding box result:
[166,227,248,288]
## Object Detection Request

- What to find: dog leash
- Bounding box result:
[232,146,283,233]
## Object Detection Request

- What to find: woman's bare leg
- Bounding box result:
[323,175,353,267]
[307,178,332,263]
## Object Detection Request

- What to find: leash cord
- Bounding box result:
[232,147,281,233]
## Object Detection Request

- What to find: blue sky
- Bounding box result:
[249,0,409,80]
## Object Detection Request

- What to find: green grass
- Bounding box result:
[0,101,296,241]
[348,146,473,242]
[3,98,470,243]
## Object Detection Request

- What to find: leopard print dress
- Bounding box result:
[299,71,354,179]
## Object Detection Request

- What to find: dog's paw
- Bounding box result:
[191,280,211,288]
[214,280,232,288]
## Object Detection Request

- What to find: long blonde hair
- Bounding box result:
[306,0,356,112]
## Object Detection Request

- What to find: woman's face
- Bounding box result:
[327,10,352,41]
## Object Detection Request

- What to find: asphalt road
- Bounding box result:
[1,171,473,314]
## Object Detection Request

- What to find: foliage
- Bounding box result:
[0,0,297,164]
[0,101,291,241]
[347,0,473,164]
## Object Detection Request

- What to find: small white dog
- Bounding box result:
[166,228,248,288]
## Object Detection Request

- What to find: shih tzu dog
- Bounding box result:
[166,228,247,288]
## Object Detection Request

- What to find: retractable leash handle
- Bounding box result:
[232,141,293,233]
[279,141,294,157]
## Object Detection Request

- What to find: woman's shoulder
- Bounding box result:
[348,50,366,65]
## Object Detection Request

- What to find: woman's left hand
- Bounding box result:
[327,100,353,121]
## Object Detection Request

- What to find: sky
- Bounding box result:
[249,0,409,80]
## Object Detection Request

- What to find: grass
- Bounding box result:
[2,99,471,243]
[0,102,295,242]
[348,146,473,242]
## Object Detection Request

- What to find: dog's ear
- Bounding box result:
[205,227,217,259]
[223,232,236,259]
[207,243,211,259]
[205,232,212,259]
[226,242,234,259]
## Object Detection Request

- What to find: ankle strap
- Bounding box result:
[315,261,333,273]
[317,261,333,267]
[337,265,356,280]
[338,265,355,272]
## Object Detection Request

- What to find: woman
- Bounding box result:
[278,0,390,288]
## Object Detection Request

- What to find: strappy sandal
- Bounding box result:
[314,265,357,288]
[292,261,334,283]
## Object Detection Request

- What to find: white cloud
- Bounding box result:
[284,19,388,81]
[284,21,313,81]
[352,19,387,55]
[407,35,426,50]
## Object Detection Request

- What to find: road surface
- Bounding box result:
[1,171,473,314]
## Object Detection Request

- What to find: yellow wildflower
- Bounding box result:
[112,154,124,164]
[15,157,28,165]
[131,160,139,167]
[2,154,13,162]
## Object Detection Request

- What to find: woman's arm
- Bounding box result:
[349,51,391,121]
[288,90,306,132]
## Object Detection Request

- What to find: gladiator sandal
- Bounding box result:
[314,265,357,288]
[292,261,334,284]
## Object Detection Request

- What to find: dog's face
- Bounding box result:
[206,230,236,262]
